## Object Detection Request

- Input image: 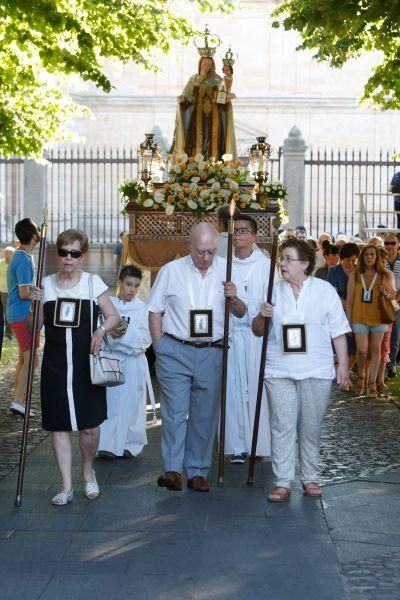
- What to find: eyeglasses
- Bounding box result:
[384,241,397,246]
[194,249,216,258]
[234,227,253,235]
[58,248,83,259]
[278,255,303,264]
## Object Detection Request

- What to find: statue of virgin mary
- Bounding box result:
[171,30,237,161]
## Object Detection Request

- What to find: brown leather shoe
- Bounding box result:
[187,476,210,492]
[157,471,182,491]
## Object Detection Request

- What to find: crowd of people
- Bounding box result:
[1,212,399,505]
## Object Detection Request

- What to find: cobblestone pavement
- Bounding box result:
[0,349,48,482]
[320,385,400,484]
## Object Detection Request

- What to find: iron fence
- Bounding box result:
[0,147,282,244]
[0,158,24,243]
[304,148,400,239]
[47,146,138,243]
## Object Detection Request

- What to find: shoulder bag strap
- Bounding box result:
[89,273,94,334]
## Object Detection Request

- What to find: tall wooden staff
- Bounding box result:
[218,199,235,485]
[15,206,48,507]
[247,214,281,486]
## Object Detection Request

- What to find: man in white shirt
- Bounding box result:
[148,222,246,492]
[226,215,275,464]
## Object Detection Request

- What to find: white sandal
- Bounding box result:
[51,489,73,506]
[83,470,99,500]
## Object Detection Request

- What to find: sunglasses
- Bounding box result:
[58,248,83,259]
[384,241,397,246]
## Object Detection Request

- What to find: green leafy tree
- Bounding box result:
[0,0,234,157]
[272,0,400,110]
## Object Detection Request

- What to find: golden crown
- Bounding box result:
[194,25,221,58]
[222,47,237,67]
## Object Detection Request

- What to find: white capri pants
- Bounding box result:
[264,377,332,488]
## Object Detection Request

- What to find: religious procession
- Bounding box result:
[1,4,400,600]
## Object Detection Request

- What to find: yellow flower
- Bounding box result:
[167,195,175,202]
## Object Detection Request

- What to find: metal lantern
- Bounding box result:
[248,136,272,184]
[138,133,164,187]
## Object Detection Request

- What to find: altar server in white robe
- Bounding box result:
[98,265,153,458]
[226,215,277,463]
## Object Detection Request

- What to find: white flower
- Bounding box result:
[191,177,200,184]
[153,191,164,203]
[194,153,204,163]
[189,182,198,192]
[222,153,233,162]
[197,161,206,171]
[227,179,239,191]
[200,189,210,199]
[211,182,220,192]
[241,195,251,203]
[143,198,154,208]
[207,178,216,184]
[165,204,175,216]
[250,202,261,210]
[206,203,216,211]
[187,199,198,210]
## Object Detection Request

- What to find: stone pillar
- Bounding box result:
[282,126,307,228]
[23,159,48,225]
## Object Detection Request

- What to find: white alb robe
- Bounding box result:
[99,296,153,456]
[225,248,276,456]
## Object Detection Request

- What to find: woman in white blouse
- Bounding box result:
[252,238,350,502]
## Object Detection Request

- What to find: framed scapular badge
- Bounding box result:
[216,91,228,104]
[54,297,82,328]
[189,309,213,339]
[361,288,373,303]
[282,323,307,353]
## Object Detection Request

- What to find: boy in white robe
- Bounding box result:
[98,265,153,458]
[226,215,277,463]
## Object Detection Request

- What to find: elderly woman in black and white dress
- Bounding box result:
[37,229,119,505]
[252,238,350,502]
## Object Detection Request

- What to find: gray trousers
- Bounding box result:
[264,378,332,488]
[155,335,223,479]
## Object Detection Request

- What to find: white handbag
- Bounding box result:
[89,275,125,387]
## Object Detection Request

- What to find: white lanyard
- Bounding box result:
[361,273,377,299]
[186,260,217,309]
[281,281,306,324]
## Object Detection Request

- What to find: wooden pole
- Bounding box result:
[247,216,280,486]
[218,200,235,486]
[14,208,47,507]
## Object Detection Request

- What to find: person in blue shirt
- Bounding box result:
[389,171,400,229]
[7,218,40,416]
[328,242,360,376]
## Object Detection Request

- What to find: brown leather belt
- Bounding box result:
[164,333,224,349]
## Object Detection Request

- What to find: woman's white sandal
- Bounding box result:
[83,470,99,500]
[51,489,73,506]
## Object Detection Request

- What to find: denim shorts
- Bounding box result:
[351,322,388,334]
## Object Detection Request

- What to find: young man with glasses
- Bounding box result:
[225,215,277,464]
[384,232,400,377]
[6,218,40,416]
[148,222,246,492]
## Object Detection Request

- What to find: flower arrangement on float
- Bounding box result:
[119,153,287,216]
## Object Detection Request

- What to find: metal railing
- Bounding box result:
[304,148,400,238]
[0,147,282,244]
[47,146,138,243]
[0,158,24,242]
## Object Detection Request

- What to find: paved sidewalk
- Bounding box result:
[0,359,400,598]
